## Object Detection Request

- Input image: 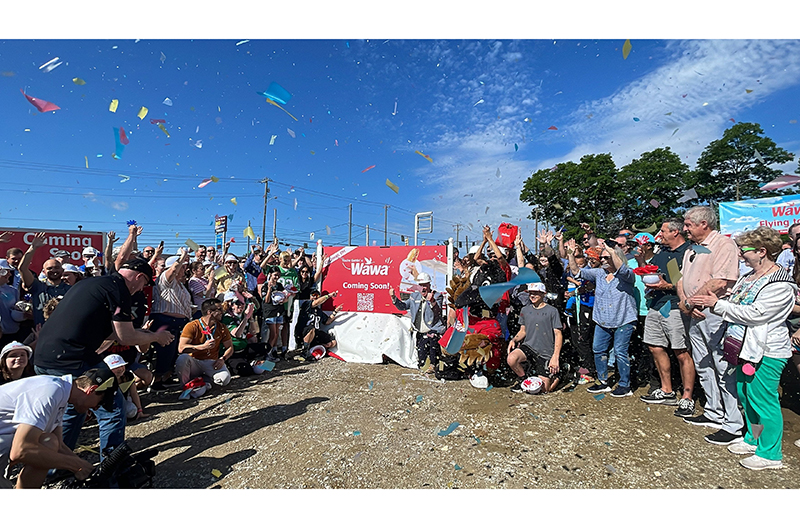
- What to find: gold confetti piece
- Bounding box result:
[85,156,88,169]
[73,77,86,85]
[109,99,119,112]
[244,226,256,239]
[157,122,170,137]
[385,179,399,194]
[746,89,753,93]
[231,197,238,205]
[622,39,632,60]
[666,258,682,285]
[211,176,220,182]
[137,106,148,120]
[415,150,433,163]
[211,469,222,478]
[175,233,180,238]
[265,98,298,121]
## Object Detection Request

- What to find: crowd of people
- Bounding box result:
[1,204,800,487]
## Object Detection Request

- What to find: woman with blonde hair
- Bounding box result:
[691,226,796,470]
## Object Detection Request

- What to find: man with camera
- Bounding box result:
[0,367,117,488]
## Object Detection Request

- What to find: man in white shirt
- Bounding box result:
[0,367,117,488]
[776,222,800,274]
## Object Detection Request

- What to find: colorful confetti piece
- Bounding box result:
[287,128,296,138]
[162,97,173,106]
[362,165,376,173]
[72,77,86,85]
[622,39,632,60]
[594,394,605,401]
[230,197,238,206]
[547,125,558,130]
[198,178,212,188]
[157,123,170,137]
[21,89,60,113]
[385,179,399,193]
[415,150,433,163]
[211,469,222,478]
[137,106,148,120]
[353,431,361,436]
[437,422,459,436]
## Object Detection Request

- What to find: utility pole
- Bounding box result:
[453,223,462,248]
[260,178,270,249]
[272,208,277,242]
[348,203,353,246]
[384,205,389,246]
[366,225,370,246]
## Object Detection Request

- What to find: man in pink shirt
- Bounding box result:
[676,206,743,446]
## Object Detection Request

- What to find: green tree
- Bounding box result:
[694,122,794,202]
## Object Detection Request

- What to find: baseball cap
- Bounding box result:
[634,232,656,245]
[527,282,546,293]
[165,255,181,268]
[416,272,432,284]
[82,247,98,256]
[119,258,155,286]
[224,254,238,263]
[53,249,71,259]
[103,354,127,370]
[468,245,481,255]
[80,366,119,412]
[0,259,13,272]
[62,263,81,274]
[1,341,33,361]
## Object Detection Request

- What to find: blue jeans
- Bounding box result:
[592,322,635,388]
[150,313,189,377]
[34,363,126,460]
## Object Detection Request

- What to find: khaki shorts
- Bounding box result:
[643,307,689,350]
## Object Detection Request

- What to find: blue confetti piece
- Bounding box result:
[691,244,711,254]
[437,422,459,436]
[514,143,518,151]
[368,381,374,390]
[594,394,605,401]
[258,82,293,105]
[112,127,125,159]
[353,431,361,436]
[485,385,493,391]
[473,436,481,444]
[529,413,540,420]
[178,388,192,400]
[96,154,103,157]
[454,464,462,470]
[346,41,350,48]
[633,117,640,122]
[260,360,276,372]
[415,395,423,403]
[658,300,671,318]
[479,267,541,308]
[604,441,611,446]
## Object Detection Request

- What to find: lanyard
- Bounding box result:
[198,319,216,341]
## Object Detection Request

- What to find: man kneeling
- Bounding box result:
[177,299,233,396]
[507,283,563,393]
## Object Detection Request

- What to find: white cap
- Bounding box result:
[468,245,481,255]
[165,255,181,268]
[103,354,127,370]
[416,272,432,284]
[527,282,546,292]
[0,259,13,271]
[224,254,238,263]
[1,341,33,360]
[62,263,81,274]
[223,290,238,302]
[82,247,98,256]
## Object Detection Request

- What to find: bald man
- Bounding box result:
[19,233,71,326]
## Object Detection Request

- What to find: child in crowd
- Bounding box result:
[103,354,150,421]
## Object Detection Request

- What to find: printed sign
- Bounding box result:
[719,193,800,235]
[320,245,448,313]
[0,228,105,272]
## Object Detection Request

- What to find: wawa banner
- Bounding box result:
[320,245,448,313]
[719,194,800,236]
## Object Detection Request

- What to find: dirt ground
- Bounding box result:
[72,356,800,489]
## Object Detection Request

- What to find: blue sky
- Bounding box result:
[2,7,800,255]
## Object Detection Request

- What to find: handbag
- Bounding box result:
[722,332,744,365]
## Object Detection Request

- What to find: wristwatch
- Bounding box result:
[683,300,691,309]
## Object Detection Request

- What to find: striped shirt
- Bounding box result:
[151,273,193,318]
[188,276,212,307]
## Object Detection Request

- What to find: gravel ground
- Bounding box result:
[74,357,800,489]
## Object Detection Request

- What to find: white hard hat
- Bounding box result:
[416,273,432,284]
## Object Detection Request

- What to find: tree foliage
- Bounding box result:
[694,122,794,203]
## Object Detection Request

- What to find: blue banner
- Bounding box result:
[718,194,800,236]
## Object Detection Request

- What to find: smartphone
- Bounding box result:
[159,240,164,248]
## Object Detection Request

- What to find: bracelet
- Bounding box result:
[137,408,143,413]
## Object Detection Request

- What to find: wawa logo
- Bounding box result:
[342,256,393,276]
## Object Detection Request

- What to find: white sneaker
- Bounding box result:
[727,439,757,455]
[739,454,783,471]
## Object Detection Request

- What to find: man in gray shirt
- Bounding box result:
[507,282,563,393]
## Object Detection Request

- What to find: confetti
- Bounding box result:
[437,422,459,436]
[112,127,125,159]
[676,188,698,203]
[666,258,682,285]
[21,89,60,113]
[119,174,130,183]
[185,239,200,251]
[310,232,315,240]
[325,225,331,235]
[496,168,501,178]
[385,179,399,194]
[633,117,640,122]
[335,139,339,146]
[702,102,709,106]
[198,178,212,188]
[287,128,296,138]
[454,464,462,470]
[294,198,298,210]
[649,199,660,208]
[474,99,484,106]
[691,244,712,255]
[664,112,672,116]
[416,395,423,403]
[746,89,753,94]
[265,97,299,121]
[215,117,223,124]
[622,39,632,59]
[594,394,605,401]
[39,57,62,72]
[269,135,277,145]
[244,226,256,239]
[473,436,481,444]
[760,174,800,191]
[109,99,119,112]
[658,300,671,318]
[259,82,293,105]
[194,140,202,148]
[415,150,433,163]
[72,77,86,85]
[514,143,518,151]
[211,176,219,182]
[260,360,276,371]
[368,381,374,390]
[236,40,250,46]
[547,125,558,130]
[137,106,148,120]
[157,123,170,137]
[160,52,166,63]
[672,128,679,136]
[85,156,89,169]
[353,431,361,436]
[162,97,173,106]
[1,71,15,77]
[231,197,238,206]
[754,149,765,164]
[362,165,376,173]
[211,469,222,478]
[119,127,130,145]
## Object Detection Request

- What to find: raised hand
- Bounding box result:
[107,231,118,244]
[31,232,47,249]
[0,231,13,244]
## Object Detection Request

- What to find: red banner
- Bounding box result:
[320,245,449,313]
[0,228,105,273]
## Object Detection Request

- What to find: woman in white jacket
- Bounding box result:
[691,226,796,470]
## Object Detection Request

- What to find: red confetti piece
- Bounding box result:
[119,127,130,145]
[21,89,60,112]
[362,165,376,173]
[150,118,166,124]
[547,125,558,130]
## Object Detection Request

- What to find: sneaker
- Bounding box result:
[610,385,633,398]
[727,439,758,455]
[640,389,677,405]
[587,382,612,394]
[673,398,695,418]
[510,378,525,393]
[704,429,743,446]
[683,414,723,429]
[739,454,783,471]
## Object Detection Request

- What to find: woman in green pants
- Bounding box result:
[691,226,796,470]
